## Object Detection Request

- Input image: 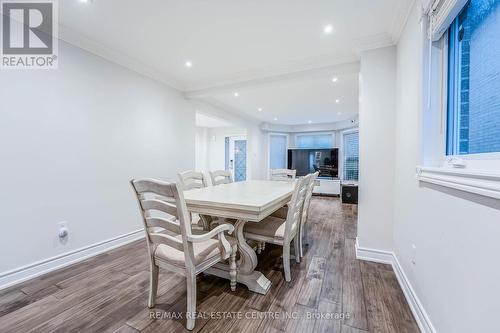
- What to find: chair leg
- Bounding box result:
[283,243,291,282]
[186,271,197,330]
[229,246,237,291]
[261,242,266,251]
[299,225,304,258]
[294,236,301,263]
[256,242,262,254]
[148,263,159,308]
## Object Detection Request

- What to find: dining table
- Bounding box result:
[183,179,295,295]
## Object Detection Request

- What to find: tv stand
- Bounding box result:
[313,178,340,195]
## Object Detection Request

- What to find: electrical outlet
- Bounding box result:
[58,221,69,238]
[411,244,417,265]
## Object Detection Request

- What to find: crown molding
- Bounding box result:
[352,32,395,57]
[58,24,186,91]
[185,61,360,99]
[260,115,359,133]
[390,0,417,43]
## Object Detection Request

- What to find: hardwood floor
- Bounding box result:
[0,197,419,333]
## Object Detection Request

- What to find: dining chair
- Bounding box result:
[178,170,208,190]
[177,171,208,229]
[209,170,233,185]
[269,172,318,258]
[244,174,311,281]
[298,172,319,257]
[270,168,297,181]
[130,178,237,331]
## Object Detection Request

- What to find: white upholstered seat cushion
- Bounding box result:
[244,216,286,239]
[154,235,236,267]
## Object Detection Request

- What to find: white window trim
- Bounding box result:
[417,5,500,200]
[267,132,289,178]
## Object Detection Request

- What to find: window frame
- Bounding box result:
[294,132,335,149]
[341,128,359,182]
[417,1,500,200]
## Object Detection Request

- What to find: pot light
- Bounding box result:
[234,92,239,97]
[258,108,263,112]
[273,117,278,121]
[185,61,192,68]
[308,120,312,124]
[323,24,334,34]
[332,77,338,83]
[337,112,342,115]
[335,99,340,104]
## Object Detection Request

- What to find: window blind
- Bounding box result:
[428,0,469,40]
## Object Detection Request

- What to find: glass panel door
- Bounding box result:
[225,136,247,182]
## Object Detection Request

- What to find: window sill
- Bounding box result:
[416,166,500,200]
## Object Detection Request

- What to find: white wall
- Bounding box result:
[393,4,500,332]
[0,41,196,276]
[195,126,248,182]
[357,46,397,251]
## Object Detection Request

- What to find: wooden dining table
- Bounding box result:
[183,180,295,295]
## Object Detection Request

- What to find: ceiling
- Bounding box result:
[59,0,413,125]
[196,112,233,128]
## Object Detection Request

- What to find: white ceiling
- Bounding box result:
[59,0,413,125]
[203,71,359,125]
[196,112,233,128]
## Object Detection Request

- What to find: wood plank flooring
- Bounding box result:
[0,197,419,333]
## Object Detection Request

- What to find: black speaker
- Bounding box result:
[341,184,358,204]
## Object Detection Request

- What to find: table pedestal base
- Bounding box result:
[205,263,271,295]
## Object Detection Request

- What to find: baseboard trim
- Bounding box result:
[0,229,145,291]
[355,238,436,333]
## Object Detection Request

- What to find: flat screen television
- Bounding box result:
[287,148,339,179]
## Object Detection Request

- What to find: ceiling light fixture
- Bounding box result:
[308,120,312,124]
[185,61,192,68]
[258,108,262,112]
[323,24,334,34]
[273,117,278,121]
[234,92,239,97]
[337,112,342,115]
[332,77,338,83]
[335,99,340,103]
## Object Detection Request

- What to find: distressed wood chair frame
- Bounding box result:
[131,178,237,330]
[209,170,234,185]
[270,168,297,181]
[244,174,311,281]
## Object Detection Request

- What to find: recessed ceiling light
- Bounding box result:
[185,61,192,68]
[273,117,278,121]
[332,77,338,83]
[308,120,312,124]
[323,24,334,34]
[258,108,263,112]
[335,99,340,104]
[337,112,342,115]
[234,92,239,97]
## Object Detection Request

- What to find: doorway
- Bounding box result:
[225,136,247,182]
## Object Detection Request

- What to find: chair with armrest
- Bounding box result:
[130,178,237,331]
